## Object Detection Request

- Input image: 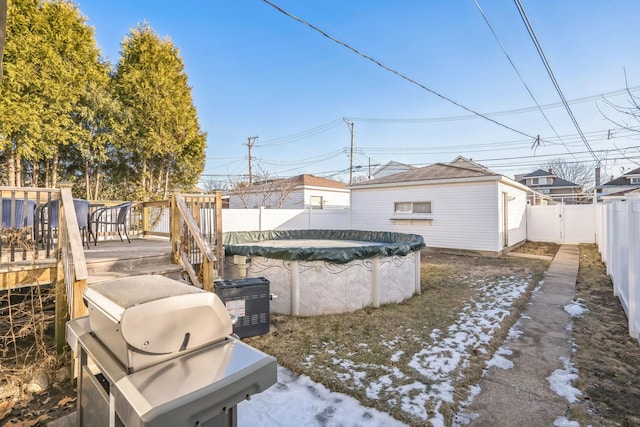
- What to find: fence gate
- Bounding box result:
[527,204,595,244]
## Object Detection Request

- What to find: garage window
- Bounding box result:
[394,201,431,214]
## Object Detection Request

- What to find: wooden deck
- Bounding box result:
[83,237,171,263]
[82,237,178,284]
[1,188,224,352]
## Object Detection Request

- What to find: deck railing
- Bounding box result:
[1,188,223,350]
[0,184,88,352]
[0,187,60,264]
[170,193,223,290]
[56,184,89,352]
[89,199,171,241]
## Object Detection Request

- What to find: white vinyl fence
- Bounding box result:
[222,208,350,232]
[144,207,351,235]
[526,204,596,244]
[599,195,640,340]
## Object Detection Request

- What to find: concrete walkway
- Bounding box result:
[464,244,580,426]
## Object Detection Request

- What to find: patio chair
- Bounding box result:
[73,199,90,249]
[36,199,91,249]
[89,202,132,245]
[1,198,36,228]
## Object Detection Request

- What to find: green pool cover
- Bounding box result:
[223,229,425,264]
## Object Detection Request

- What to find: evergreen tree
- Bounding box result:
[113,23,205,200]
[0,0,104,187]
[0,0,44,186]
[38,0,105,188]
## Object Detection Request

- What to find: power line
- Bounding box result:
[348,86,640,123]
[262,0,538,142]
[476,147,637,163]
[201,149,640,184]
[354,127,640,154]
[513,0,600,166]
[203,125,639,178]
[257,149,345,166]
[256,118,343,147]
[474,0,575,159]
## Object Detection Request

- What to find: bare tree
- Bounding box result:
[541,158,595,191]
[201,177,228,193]
[598,72,640,168]
[227,165,299,208]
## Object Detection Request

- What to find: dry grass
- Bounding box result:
[245,249,551,425]
[511,240,561,257]
[568,244,640,426]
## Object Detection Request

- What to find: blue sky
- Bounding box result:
[77,0,640,185]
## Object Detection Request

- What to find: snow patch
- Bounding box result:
[564,300,588,317]
[487,348,514,370]
[391,350,404,362]
[553,416,581,427]
[547,356,582,403]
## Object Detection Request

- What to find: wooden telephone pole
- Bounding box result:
[245,136,258,185]
[343,118,354,185]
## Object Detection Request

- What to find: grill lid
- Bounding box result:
[84,275,232,358]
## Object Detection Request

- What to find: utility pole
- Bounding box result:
[343,118,354,185]
[245,136,258,185]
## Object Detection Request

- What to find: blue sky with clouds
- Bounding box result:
[77,1,640,184]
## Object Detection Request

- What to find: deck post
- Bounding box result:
[170,193,181,265]
[215,191,223,278]
[54,262,68,354]
[141,203,149,237]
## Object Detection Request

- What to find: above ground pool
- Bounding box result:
[222,230,425,316]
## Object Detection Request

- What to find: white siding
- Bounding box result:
[599,185,636,197]
[301,187,350,209]
[498,181,527,249]
[228,188,349,209]
[350,181,501,252]
[280,191,305,209]
[228,189,305,209]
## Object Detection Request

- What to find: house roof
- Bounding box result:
[288,174,348,189]
[351,158,498,187]
[517,169,581,189]
[543,176,581,188]
[372,160,417,175]
[448,156,490,171]
[242,174,347,191]
[600,166,640,187]
[522,169,555,178]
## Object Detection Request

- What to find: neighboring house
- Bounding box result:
[515,169,582,204]
[597,166,640,198]
[372,161,417,179]
[350,156,529,256]
[227,174,349,209]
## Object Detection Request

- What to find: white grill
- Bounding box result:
[67,275,276,427]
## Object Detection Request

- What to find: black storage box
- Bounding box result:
[214,277,270,338]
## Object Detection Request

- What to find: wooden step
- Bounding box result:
[87,263,185,285]
[85,253,172,274]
